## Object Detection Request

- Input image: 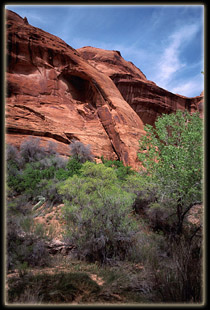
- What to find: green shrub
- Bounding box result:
[58,162,138,263]
[15,161,59,197]
[101,156,135,181]
[122,173,158,216]
[36,178,63,206]
[66,157,83,175]
[6,144,22,194]
[6,138,83,197]
[54,158,82,180]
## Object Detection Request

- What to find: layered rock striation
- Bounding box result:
[78,46,203,126]
[6,10,203,168]
[6,9,145,167]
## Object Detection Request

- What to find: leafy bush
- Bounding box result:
[122,173,158,216]
[7,213,50,271]
[101,156,135,181]
[6,144,22,194]
[16,162,56,197]
[66,157,83,175]
[6,166,22,195]
[58,162,138,263]
[10,157,67,199]
[69,141,94,163]
[37,178,63,206]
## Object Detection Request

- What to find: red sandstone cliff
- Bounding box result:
[5,10,203,168]
[78,46,203,125]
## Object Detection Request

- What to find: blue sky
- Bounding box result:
[6,4,204,97]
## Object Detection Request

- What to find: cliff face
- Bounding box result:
[78,46,203,126]
[6,9,145,168]
[6,10,203,168]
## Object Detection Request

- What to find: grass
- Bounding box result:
[7,272,100,304]
[6,257,152,305]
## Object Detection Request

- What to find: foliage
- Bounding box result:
[58,162,138,263]
[7,272,100,304]
[69,140,94,163]
[138,110,203,236]
[6,144,22,194]
[7,213,50,271]
[36,179,63,206]
[122,173,158,215]
[6,138,82,203]
[129,229,166,265]
[101,156,135,181]
[19,136,47,166]
[6,144,20,165]
[6,129,203,303]
[66,157,82,176]
[20,162,56,188]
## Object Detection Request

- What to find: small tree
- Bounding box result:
[20,136,47,165]
[58,162,137,263]
[69,141,94,163]
[138,110,203,237]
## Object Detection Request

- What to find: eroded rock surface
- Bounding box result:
[6,9,145,168]
[78,46,203,126]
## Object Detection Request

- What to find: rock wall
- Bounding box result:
[6,9,145,168]
[78,46,203,126]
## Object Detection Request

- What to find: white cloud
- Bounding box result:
[170,74,204,97]
[154,23,200,89]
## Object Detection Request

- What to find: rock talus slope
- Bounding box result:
[6,10,203,168]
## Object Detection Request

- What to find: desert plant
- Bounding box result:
[69,141,94,163]
[101,157,135,181]
[19,136,47,166]
[46,140,58,156]
[151,235,202,302]
[6,144,22,194]
[7,272,100,304]
[39,155,68,170]
[36,178,63,206]
[58,162,138,263]
[6,144,20,164]
[7,208,51,271]
[138,110,203,238]
[122,173,158,216]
